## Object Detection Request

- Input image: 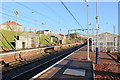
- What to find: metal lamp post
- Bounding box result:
[68,30,70,44]
[39,23,45,47]
[113,25,115,52]
[88,23,95,52]
[58,28,61,45]
[14,10,19,50]
[39,30,41,47]
[95,0,99,64]
[85,0,90,60]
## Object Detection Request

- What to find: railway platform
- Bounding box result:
[1,44,119,80]
[31,47,120,80]
[31,47,94,80]
[33,60,93,80]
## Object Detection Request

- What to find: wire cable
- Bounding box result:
[1,12,40,26]
[15,2,66,27]
[59,0,83,29]
[2,7,41,25]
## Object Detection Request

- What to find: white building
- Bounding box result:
[37,30,55,35]
[16,32,39,49]
[92,32,119,52]
[37,30,61,40]
[0,21,22,32]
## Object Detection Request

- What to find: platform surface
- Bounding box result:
[33,48,94,80]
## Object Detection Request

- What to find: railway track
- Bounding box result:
[1,44,86,80]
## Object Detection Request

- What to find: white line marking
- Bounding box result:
[93,64,95,79]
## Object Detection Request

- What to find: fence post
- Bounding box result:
[96,47,99,64]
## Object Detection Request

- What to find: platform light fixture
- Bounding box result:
[14,10,19,50]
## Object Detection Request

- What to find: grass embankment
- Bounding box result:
[66,38,74,44]
[0,29,22,50]
[37,34,56,45]
[0,29,75,51]
[37,35,75,45]
[0,29,57,50]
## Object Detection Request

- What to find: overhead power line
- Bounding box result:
[2,7,40,24]
[59,0,83,29]
[0,5,38,23]
[1,12,40,26]
[15,2,66,27]
[16,2,35,13]
[40,2,61,18]
[1,12,51,29]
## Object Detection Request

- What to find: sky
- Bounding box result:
[0,1,118,35]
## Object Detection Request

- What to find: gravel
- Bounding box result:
[94,63,120,80]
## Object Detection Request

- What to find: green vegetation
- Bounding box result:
[66,38,75,44]
[0,29,23,50]
[0,29,75,50]
[37,35,58,45]
[40,35,52,44]
[0,29,57,50]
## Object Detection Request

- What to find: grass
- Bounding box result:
[0,29,75,50]
[0,29,23,50]
[0,29,57,50]
[66,38,75,44]
[37,34,56,45]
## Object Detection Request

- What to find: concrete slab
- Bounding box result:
[63,68,86,76]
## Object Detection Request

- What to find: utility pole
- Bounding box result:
[39,23,45,47]
[96,0,99,64]
[68,30,70,44]
[92,28,94,52]
[80,30,82,44]
[0,20,2,50]
[85,0,90,60]
[39,31,41,47]
[113,25,115,52]
[58,28,61,45]
[14,10,19,50]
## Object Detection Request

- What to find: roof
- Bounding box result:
[92,32,118,37]
[0,21,22,26]
[20,32,37,37]
[98,32,118,37]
